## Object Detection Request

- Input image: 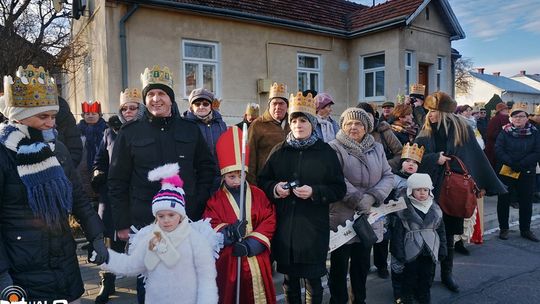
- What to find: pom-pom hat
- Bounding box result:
[148,163,186,217]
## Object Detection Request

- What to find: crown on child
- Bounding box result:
[3,65,58,107]
[140,65,173,90]
[268,82,288,100]
[288,92,316,116]
[120,88,143,104]
[401,143,425,163]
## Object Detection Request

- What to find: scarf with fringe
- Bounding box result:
[0,123,72,227]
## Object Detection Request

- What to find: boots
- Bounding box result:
[454,240,470,255]
[441,247,459,293]
[391,270,403,302]
[95,272,116,304]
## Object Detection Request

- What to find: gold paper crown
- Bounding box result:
[245,103,260,116]
[140,65,173,90]
[535,104,540,116]
[410,83,426,96]
[401,143,425,163]
[268,82,288,101]
[3,65,58,107]
[212,98,221,110]
[120,88,143,105]
[288,92,316,117]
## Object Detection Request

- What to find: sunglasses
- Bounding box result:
[121,105,139,112]
[193,101,211,107]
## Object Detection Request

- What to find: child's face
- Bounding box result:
[156,210,183,232]
[412,188,430,201]
[223,171,241,188]
[402,159,419,174]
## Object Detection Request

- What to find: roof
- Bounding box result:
[118,0,465,39]
[470,72,540,95]
[512,74,540,83]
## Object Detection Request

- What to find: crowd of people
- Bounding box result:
[1,64,539,304]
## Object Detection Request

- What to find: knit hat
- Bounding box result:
[406,173,433,196]
[141,65,175,104]
[339,107,374,133]
[188,88,214,105]
[495,102,508,113]
[315,92,335,112]
[424,92,457,113]
[392,104,413,118]
[509,102,528,116]
[0,65,59,121]
[148,163,186,217]
[288,91,317,129]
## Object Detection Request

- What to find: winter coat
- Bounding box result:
[183,110,227,159]
[328,139,393,242]
[412,105,427,127]
[247,110,290,184]
[56,96,83,167]
[258,139,346,271]
[476,117,488,142]
[108,114,216,228]
[314,116,339,142]
[0,140,104,302]
[102,223,218,303]
[415,122,506,234]
[485,113,509,167]
[372,121,403,171]
[93,128,117,178]
[77,117,107,172]
[495,124,540,173]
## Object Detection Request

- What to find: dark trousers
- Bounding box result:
[283,275,323,304]
[497,173,535,231]
[373,239,389,270]
[401,255,435,304]
[329,243,372,304]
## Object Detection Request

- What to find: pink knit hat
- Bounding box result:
[148,163,186,217]
[315,92,335,112]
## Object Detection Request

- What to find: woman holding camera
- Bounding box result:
[258,92,346,304]
[327,107,394,304]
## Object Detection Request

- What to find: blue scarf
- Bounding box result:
[0,123,73,228]
[78,118,107,171]
[285,131,318,149]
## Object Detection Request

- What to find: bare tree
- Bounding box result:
[455,57,474,95]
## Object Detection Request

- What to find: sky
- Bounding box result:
[354,0,540,77]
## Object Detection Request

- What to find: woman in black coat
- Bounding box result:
[414,92,505,293]
[496,103,540,242]
[258,92,346,304]
[0,66,107,302]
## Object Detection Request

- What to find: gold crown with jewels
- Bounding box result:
[140,65,173,90]
[120,88,143,105]
[3,65,58,107]
[288,92,316,117]
[401,143,425,163]
[268,82,288,101]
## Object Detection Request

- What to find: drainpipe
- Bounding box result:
[120,4,139,89]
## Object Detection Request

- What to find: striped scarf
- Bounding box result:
[0,123,72,227]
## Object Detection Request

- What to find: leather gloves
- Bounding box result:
[232,240,250,257]
[90,234,109,265]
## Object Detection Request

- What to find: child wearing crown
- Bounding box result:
[98,163,220,303]
[203,126,277,304]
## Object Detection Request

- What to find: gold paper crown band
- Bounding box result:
[510,102,529,116]
[401,143,425,163]
[140,65,173,90]
[120,88,143,105]
[245,103,260,116]
[268,82,288,101]
[3,65,58,107]
[288,92,316,117]
[410,83,426,96]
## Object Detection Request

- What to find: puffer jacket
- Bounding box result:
[0,140,103,302]
[183,110,227,159]
[372,121,403,171]
[495,123,540,173]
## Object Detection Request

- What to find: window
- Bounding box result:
[182,40,219,97]
[405,51,413,94]
[361,53,385,100]
[436,56,445,91]
[297,53,321,92]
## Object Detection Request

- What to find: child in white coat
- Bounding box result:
[99,163,219,303]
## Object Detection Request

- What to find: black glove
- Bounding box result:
[230,220,247,240]
[91,170,107,192]
[90,234,109,265]
[232,240,250,257]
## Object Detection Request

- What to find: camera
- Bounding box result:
[282,180,300,190]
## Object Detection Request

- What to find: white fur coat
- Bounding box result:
[102,223,218,304]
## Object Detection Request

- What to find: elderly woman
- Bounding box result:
[258,92,346,304]
[0,65,107,302]
[328,107,394,304]
[314,92,339,142]
[415,92,505,293]
[496,103,540,242]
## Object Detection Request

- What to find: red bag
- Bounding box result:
[438,155,479,218]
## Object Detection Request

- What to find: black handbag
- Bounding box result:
[352,213,378,248]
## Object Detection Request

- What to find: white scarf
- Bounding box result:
[317,115,336,142]
[407,194,434,214]
[144,219,190,271]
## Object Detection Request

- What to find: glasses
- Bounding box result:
[512,114,528,119]
[193,101,211,107]
[121,105,139,112]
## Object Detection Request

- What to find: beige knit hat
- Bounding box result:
[339,107,374,133]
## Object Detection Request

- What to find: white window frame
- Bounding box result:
[297,53,322,92]
[360,52,385,101]
[404,51,417,95]
[181,39,220,98]
[436,56,446,92]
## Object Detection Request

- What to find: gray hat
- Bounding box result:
[339,107,374,133]
[188,88,214,104]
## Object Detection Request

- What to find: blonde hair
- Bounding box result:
[419,111,471,147]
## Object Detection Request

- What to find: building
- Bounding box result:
[65,0,465,122]
[511,70,540,91]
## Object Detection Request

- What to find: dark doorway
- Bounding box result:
[419,64,429,94]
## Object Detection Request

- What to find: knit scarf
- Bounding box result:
[503,122,536,138]
[145,219,190,271]
[285,131,318,149]
[78,118,107,171]
[335,129,375,159]
[391,121,417,139]
[0,123,73,227]
[317,116,336,142]
[195,110,214,124]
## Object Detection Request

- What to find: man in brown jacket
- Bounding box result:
[247,82,290,184]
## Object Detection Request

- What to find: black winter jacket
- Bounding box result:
[258,139,346,270]
[0,140,103,302]
[495,124,540,173]
[56,97,83,167]
[108,115,216,229]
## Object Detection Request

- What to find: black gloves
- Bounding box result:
[90,170,107,192]
[89,234,109,265]
[232,240,250,257]
[222,220,248,246]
